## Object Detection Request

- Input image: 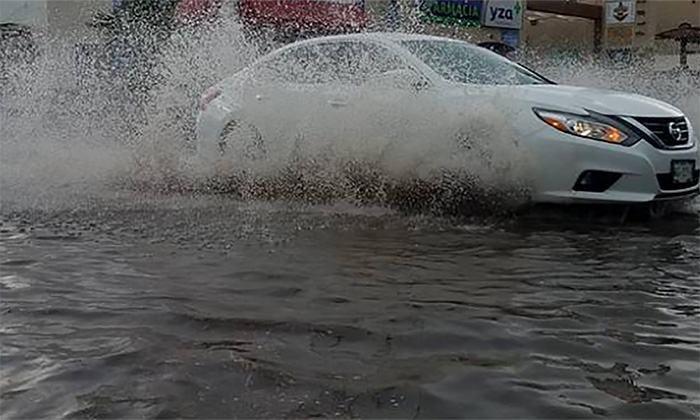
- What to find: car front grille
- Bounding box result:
[633,116,690,147]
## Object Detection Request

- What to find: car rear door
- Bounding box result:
[242,40,411,162]
[293,40,427,158]
[241,45,332,162]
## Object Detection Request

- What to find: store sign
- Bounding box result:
[418,0,483,26]
[605,0,636,25]
[483,0,522,29]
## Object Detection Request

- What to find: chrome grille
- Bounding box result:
[633,116,690,147]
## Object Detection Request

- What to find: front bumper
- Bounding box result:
[525,128,700,204]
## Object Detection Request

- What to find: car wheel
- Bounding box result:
[218,119,266,161]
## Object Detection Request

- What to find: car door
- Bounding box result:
[284,40,426,159]
[241,39,457,171]
[311,40,457,173]
[241,40,413,162]
[241,44,331,163]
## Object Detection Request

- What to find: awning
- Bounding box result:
[655,22,700,44]
[655,22,700,68]
[238,0,367,28]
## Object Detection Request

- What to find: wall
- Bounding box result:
[519,0,699,55]
[0,0,49,27]
[45,0,111,34]
[650,0,700,29]
[642,0,700,52]
[522,11,596,54]
[599,0,699,50]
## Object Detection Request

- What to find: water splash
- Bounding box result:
[1,19,697,214]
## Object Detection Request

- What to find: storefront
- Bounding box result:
[415,0,524,55]
[236,0,524,54]
[237,0,368,39]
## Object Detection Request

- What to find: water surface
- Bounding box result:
[2,196,698,419]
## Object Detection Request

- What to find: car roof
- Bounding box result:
[255,31,491,81]
[282,31,473,48]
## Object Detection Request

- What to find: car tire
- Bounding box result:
[218,119,266,161]
[195,119,265,191]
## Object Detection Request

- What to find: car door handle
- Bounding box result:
[328,99,348,108]
[255,94,269,101]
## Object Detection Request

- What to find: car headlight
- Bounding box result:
[686,117,697,145]
[533,108,630,145]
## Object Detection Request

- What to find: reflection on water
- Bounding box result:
[1,197,698,419]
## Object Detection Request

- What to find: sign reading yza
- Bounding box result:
[418,0,484,26]
[483,0,522,29]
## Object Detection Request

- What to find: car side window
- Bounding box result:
[252,46,322,84]
[252,41,413,86]
[313,41,411,85]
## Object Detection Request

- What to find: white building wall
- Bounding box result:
[0,0,49,27]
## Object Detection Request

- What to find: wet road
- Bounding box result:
[2,24,700,419]
[1,195,699,419]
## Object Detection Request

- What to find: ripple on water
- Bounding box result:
[0,199,698,418]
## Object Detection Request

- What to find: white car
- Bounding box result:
[195,32,699,205]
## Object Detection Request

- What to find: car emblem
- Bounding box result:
[668,122,683,142]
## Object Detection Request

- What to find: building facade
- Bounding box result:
[524,0,700,55]
[5,0,698,58]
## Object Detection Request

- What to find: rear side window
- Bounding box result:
[312,41,408,85]
[253,41,409,85]
[252,46,324,84]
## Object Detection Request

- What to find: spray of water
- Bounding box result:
[1,18,252,209]
[1,16,697,214]
[533,54,700,128]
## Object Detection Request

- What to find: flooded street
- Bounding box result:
[1,194,699,419]
[2,18,700,420]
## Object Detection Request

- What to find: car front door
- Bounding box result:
[242,39,454,173]
[307,40,454,175]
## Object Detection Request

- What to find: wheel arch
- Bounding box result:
[196,102,245,161]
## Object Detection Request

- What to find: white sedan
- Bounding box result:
[195,32,699,205]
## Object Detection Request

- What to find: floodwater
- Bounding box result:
[2,21,700,419]
[1,196,699,419]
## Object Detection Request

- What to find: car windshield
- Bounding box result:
[400,40,550,85]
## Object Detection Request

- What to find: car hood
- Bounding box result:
[505,84,684,118]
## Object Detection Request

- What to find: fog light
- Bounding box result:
[573,171,622,192]
[579,172,593,186]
